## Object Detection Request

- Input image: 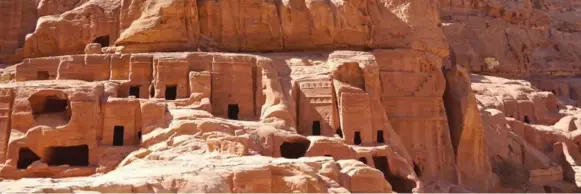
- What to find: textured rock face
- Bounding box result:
[21,0,120,59]
[371,49,458,183]
[2,0,581,193]
[443,66,494,192]
[0,0,39,61]
[1,51,436,192]
[0,0,449,62]
[441,0,581,78]
[472,74,581,192]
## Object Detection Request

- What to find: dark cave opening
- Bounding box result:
[336,128,343,138]
[129,86,140,98]
[372,156,416,193]
[165,85,177,100]
[17,148,40,169]
[228,104,239,120]
[359,157,368,164]
[93,35,110,47]
[113,126,124,146]
[312,121,321,135]
[354,131,362,145]
[377,130,385,143]
[280,141,309,159]
[45,145,89,166]
[523,116,531,124]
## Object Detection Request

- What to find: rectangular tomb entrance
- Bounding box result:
[165,85,177,100]
[129,86,140,98]
[372,156,415,193]
[113,126,124,146]
[45,145,89,166]
[228,104,239,120]
[312,121,321,135]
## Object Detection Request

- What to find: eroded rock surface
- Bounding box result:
[1,0,581,193]
[441,0,581,78]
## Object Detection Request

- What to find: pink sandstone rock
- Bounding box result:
[1,0,581,193]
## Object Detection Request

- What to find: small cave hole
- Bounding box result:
[17,148,40,169]
[165,85,177,100]
[373,156,416,192]
[377,130,385,144]
[150,85,156,98]
[413,162,422,177]
[335,63,366,91]
[228,104,239,120]
[354,131,362,145]
[359,157,368,164]
[113,126,124,146]
[129,86,140,98]
[544,186,552,193]
[93,35,110,47]
[551,90,556,95]
[312,121,321,135]
[36,71,49,80]
[30,92,71,127]
[280,141,309,159]
[45,145,89,166]
[523,116,531,124]
[137,131,142,142]
[336,128,343,138]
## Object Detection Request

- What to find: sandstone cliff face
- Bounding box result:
[0,0,39,62]
[1,0,581,193]
[21,0,120,59]
[441,0,581,78]
[0,0,449,62]
[472,74,581,192]
[443,66,495,192]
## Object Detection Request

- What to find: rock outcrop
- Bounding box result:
[443,66,495,192]
[1,0,449,62]
[441,0,581,78]
[1,0,581,193]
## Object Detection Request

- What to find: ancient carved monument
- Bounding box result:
[0,0,581,193]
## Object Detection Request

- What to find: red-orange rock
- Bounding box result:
[1,0,580,192]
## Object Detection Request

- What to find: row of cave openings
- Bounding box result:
[279,141,418,192]
[311,121,385,145]
[17,145,89,169]
[500,87,564,124]
[24,91,142,168]
[31,84,240,121]
[130,85,240,120]
[31,92,142,145]
[16,126,140,170]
